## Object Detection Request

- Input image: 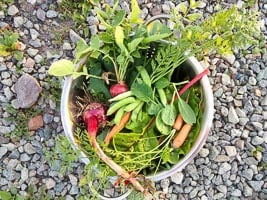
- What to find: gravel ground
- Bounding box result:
[0,0,267,199]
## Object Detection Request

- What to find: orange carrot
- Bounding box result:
[172,123,192,148]
[105,112,131,144]
[173,114,183,131]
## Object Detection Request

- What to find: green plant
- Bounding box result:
[59,0,99,37]
[48,0,262,197]
[0,0,15,10]
[44,135,81,175]
[44,76,62,108]
[0,29,23,60]
[5,105,42,139]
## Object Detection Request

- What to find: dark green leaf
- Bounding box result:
[113,10,126,26]
[161,104,177,126]
[131,80,153,102]
[75,38,92,59]
[128,37,144,53]
[156,110,172,135]
[178,97,196,125]
[154,77,170,89]
[146,103,162,115]
[113,132,142,151]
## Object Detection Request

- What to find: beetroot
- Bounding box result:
[110,83,129,97]
[82,102,106,137]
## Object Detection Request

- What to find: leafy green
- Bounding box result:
[113,132,142,151]
[177,96,196,125]
[131,80,153,102]
[48,59,75,76]
[161,104,177,126]
[156,110,172,135]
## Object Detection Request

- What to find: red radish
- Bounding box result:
[110,83,129,97]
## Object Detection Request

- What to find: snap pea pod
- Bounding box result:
[107,97,136,116]
[131,101,144,122]
[124,100,141,112]
[108,91,133,102]
[114,107,125,125]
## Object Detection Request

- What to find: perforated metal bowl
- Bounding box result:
[60,56,214,183]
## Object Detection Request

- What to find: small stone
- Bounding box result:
[24,57,35,68]
[251,136,264,145]
[62,42,72,50]
[30,29,39,40]
[209,146,219,160]
[243,184,253,197]
[46,178,56,190]
[248,181,264,192]
[0,136,9,144]
[21,167,29,181]
[223,54,235,64]
[218,162,231,174]
[24,143,36,154]
[241,168,254,180]
[221,74,231,85]
[2,143,16,151]
[20,153,31,162]
[261,96,267,106]
[28,115,44,131]
[160,178,170,193]
[68,174,78,186]
[248,77,257,85]
[14,74,42,108]
[171,172,184,184]
[8,5,19,16]
[27,48,39,57]
[228,106,239,124]
[14,16,24,27]
[231,189,241,197]
[214,88,224,97]
[0,146,8,159]
[162,4,171,14]
[27,0,36,5]
[151,5,162,16]
[46,10,58,18]
[29,39,41,48]
[69,29,82,44]
[215,155,230,162]
[225,146,237,157]
[216,185,227,194]
[199,148,209,157]
[36,8,46,22]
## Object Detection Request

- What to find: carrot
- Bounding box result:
[172,123,192,148]
[173,114,183,131]
[105,112,131,144]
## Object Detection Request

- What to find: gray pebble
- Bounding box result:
[21,167,29,181]
[231,189,241,197]
[216,185,227,194]
[29,39,42,48]
[36,8,46,21]
[14,16,24,27]
[8,5,19,16]
[171,172,184,184]
[228,106,239,124]
[0,147,8,159]
[218,163,231,174]
[221,74,231,85]
[20,153,31,162]
[248,180,264,191]
[225,146,237,157]
[46,10,58,18]
[251,136,264,145]
[24,143,36,154]
[46,178,56,190]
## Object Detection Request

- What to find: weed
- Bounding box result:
[43,76,62,107]
[43,135,81,175]
[5,104,42,139]
[0,29,24,61]
[0,0,15,11]
[59,0,99,37]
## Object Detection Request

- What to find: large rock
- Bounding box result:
[14,74,42,108]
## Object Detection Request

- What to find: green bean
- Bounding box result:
[131,102,144,121]
[107,97,136,116]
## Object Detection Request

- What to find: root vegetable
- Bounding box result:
[110,83,129,97]
[173,114,183,131]
[172,123,192,148]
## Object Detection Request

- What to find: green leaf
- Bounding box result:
[156,110,172,135]
[136,66,151,87]
[0,191,13,200]
[130,0,143,23]
[161,104,177,126]
[0,44,11,56]
[75,38,92,59]
[113,10,126,26]
[177,97,196,125]
[154,77,170,89]
[48,59,75,76]
[187,13,202,22]
[178,2,188,15]
[113,132,142,151]
[131,80,153,102]
[127,37,144,53]
[146,103,162,115]
[90,35,100,50]
[143,33,172,43]
[114,26,127,53]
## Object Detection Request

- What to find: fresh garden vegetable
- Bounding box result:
[110,82,129,97]
[173,114,183,131]
[105,112,131,144]
[172,123,192,148]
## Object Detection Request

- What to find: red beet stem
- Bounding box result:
[177,68,209,97]
[110,83,129,97]
[86,115,98,137]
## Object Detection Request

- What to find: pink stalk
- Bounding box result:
[177,68,209,97]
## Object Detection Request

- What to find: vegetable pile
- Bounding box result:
[49,0,262,197]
